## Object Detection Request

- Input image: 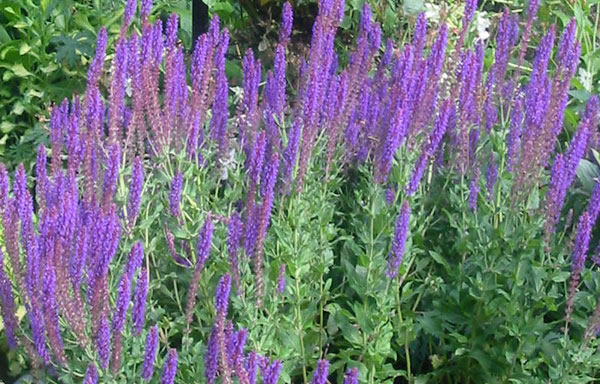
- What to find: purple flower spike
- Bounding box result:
[123,0,137,28]
[469,168,480,211]
[169,172,183,218]
[0,249,18,348]
[344,368,360,384]
[83,364,99,384]
[141,0,153,20]
[311,359,330,384]
[127,156,144,227]
[387,201,411,279]
[0,163,8,211]
[142,325,159,381]
[277,264,286,294]
[263,360,283,384]
[279,1,293,45]
[132,268,149,336]
[205,327,219,384]
[161,348,178,384]
[97,316,111,370]
[215,273,232,316]
[185,218,213,326]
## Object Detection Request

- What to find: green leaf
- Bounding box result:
[577,159,599,191]
[10,63,33,77]
[403,0,424,16]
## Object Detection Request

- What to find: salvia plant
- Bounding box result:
[1,0,600,382]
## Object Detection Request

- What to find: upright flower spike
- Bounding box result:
[263,360,283,384]
[103,144,122,206]
[83,364,99,384]
[387,201,411,279]
[277,264,286,294]
[132,268,149,336]
[279,1,293,45]
[566,212,594,325]
[123,0,137,31]
[141,0,153,21]
[97,315,111,370]
[485,154,498,200]
[311,359,330,384]
[254,153,280,304]
[108,37,128,144]
[169,172,183,218]
[204,326,219,384]
[161,348,178,384]
[0,249,18,349]
[227,212,242,292]
[185,218,214,327]
[469,168,481,211]
[142,325,160,381]
[281,118,302,193]
[215,274,232,383]
[127,156,144,227]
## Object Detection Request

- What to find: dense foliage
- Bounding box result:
[1,0,600,383]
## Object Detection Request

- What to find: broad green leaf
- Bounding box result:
[10,63,32,77]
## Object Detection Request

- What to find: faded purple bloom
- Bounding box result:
[311,359,330,384]
[132,268,149,336]
[161,348,178,384]
[169,172,183,217]
[387,201,411,279]
[385,187,395,205]
[344,368,359,384]
[279,1,293,45]
[83,364,99,384]
[127,156,144,227]
[205,327,219,384]
[277,264,286,294]
[142,325,159,380]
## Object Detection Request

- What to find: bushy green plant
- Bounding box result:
[0,0,600,384]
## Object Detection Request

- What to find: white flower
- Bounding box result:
[424,3,441,23]
[579,68,592,92]
[475,12,491,41]
[219,148,237,180]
